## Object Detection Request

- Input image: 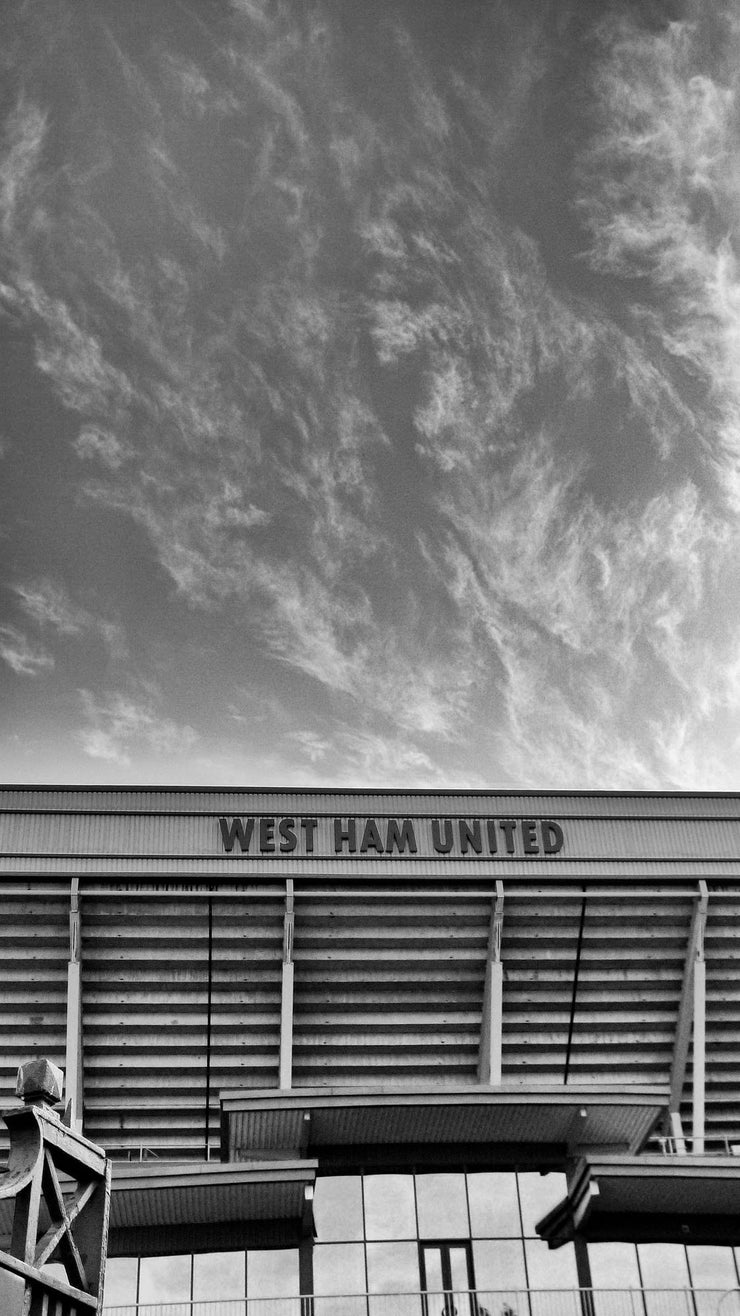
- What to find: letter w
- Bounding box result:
[219,816,254,853]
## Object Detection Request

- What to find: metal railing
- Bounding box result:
[652,1135,740,1156]
[104,1289,740,1316]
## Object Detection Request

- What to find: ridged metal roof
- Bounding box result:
[537,1153,740,1247]
[110,1159,316,1230]
[222,1085,667,1160]
[6,856,740,877]
[3,788,740,817]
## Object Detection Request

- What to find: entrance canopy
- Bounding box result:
[221,1084,667,1162]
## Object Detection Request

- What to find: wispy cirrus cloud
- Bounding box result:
[2,0,740,789]
[78,689,198,765]
[14,579,89,635]
[11,578,129,667]
[575,7,740,502]
[0,96,46,235]
[0,626,54,677]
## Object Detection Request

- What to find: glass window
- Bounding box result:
[517,1173,568,1237]
[192,1251,244,1300]
[315,1176,364,1241]
[589,1242,644,1316]
[687,1247,739,1316]
[366,1241,420,1292]
[248,1249,300,1298]
[637,1243,690,1288]
[524,1238,578,1288]
[424,1245,444,1291]
[364,1174,417,1240]
[313,1243,366,1295]
[637,1243,691,1316]
[103,1257,138,1307]
[138,1255,190,1303]
[448,1245,470,1291]
[416,1173,469,1238]
[467,1172,521,1237]
[473,1238,527,1290]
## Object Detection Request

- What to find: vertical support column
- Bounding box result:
[667,880,709,1152]
[478,880,504,1085]
[64,879,84,1133]
[279,879,295,1090]
[692,880,708,1154]
[573,1234,595,1316]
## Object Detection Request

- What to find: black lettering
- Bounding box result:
[522,819,539,855]
[279,817,297,853]
[432,818,454,854]
[334,817,357,853]
[386,818,417,854]
[486,820,498,854]
[360,818,384,853]
[219,816,255,854]
[459,819,482,855]
[541,820,564,855]
[259,816,275,853]
[301,818,318,853]
[499,819,517,854]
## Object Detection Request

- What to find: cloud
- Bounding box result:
[14,580,88,635]
[4,1,740,792]
[575,7,740,502]
[72,426,130,469]
[0,626,54,677]
[25,283,134,415]
[286,724,465,787]
[78,690,198,765]
[12,577,129,665]
[0,97,47,235]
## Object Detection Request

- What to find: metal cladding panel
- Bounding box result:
[4,809,740,862]
[0,884,69,1122]
[3,788,740,817]
[4,859,740,879]
[4,794,740,883]
[224,1088,666,1158]
[538,1155,740,1245]
[111,1177,310,1228]
[81,887,283,1156]
[232,1108,308,1155]
[304,1102,572,1145]
[292,886,488,1087]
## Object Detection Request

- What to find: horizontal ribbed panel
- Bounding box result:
[110,1163,315,1228]
[5,857,740,878]
[0,883,69,1141]
[3,788,740,817]
[502,890,694,1087]
[292,887,488,1086]
[224,1087,666,1157]
[4,811,740,862]
[82,890,283,1155]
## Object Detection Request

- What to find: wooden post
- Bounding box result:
[0,1058,110,1316]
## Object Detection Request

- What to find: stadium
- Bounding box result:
[2,787,740,1316]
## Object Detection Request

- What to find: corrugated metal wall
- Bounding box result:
[81,888,283,1157]
[0,882,69,1152]
[292,884,489,1085]
[2,791,740,1161]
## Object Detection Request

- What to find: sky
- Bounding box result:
[1,0,740,789]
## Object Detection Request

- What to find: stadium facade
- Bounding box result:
[3,787,740,1315]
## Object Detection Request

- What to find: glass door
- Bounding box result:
[421,1242,476,1316]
